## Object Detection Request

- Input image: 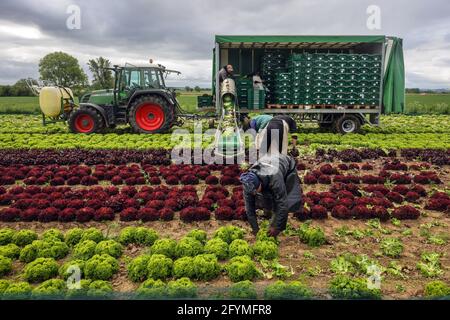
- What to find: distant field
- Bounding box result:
[405,94,450,114]
[0,91,207,114]
[0,92,448,114]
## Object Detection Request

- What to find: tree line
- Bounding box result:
[0,52,114,97]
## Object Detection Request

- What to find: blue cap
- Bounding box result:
[239,172,260,194]
[250,119,257,131]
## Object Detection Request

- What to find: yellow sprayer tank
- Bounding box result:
[39,87,74,117]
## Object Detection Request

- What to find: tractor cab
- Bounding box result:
[116,64,169,102]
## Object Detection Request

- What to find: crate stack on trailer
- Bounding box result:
[272,52,383,107]
[261,50,288,104]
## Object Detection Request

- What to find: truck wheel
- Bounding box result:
[334,115,361,134]
[128,95,174,133]
[68,108,104,134]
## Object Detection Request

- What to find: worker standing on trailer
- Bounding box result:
[218,64,234,84]
[251,71,265,90]
[239,153,302,237]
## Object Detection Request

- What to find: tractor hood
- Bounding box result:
[82,89,114,105]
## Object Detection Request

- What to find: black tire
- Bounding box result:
[128,95,174,133]
[333,115,361,134]
[68,108,104,134]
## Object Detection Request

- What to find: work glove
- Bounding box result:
[267,227,280,238]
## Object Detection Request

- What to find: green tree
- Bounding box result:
[10,79,34,96]
[87,57,114,89]
[0,85,12,97]
[39,52,88,87]
[194,86,201,92]
[185,86,192,92]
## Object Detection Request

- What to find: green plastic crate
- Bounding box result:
[197,97,212,108]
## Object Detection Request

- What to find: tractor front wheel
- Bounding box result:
[68,108,104,134]
[128,95,174,133]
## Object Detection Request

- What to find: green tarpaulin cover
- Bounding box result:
[215,35,386,43]
[383,37,405,113]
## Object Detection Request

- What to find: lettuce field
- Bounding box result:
[0,113,449,300]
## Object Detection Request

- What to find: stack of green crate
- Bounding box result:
[247,89,266,109]
[284,52,382,106]
[274,72,292,105]
[197,95,213,108]
[261,50,288,103]
[235,78,252,108]
[287,53,311,104]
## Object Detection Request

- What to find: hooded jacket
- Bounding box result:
[243,153,302,232]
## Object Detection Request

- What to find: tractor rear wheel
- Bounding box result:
[68,108,104,134]
[128,95,174,133]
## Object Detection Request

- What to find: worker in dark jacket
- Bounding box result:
[239,153,302,237]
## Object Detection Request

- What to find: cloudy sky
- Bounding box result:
[0,0,449,88]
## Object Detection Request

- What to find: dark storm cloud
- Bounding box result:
[0,0,449,87]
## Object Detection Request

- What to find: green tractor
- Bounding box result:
[68,63,182,133]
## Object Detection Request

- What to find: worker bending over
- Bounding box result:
[243,115,297,155]
[239,153,302,237]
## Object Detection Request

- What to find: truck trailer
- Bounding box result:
[211,35,405,134]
